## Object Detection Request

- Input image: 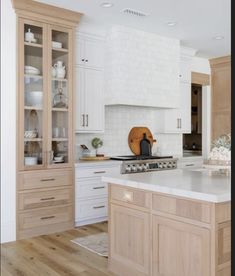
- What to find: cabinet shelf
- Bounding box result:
[52,47,68,53]
[24,42,42,48]
[52,78,68,82]
[24,74,43,79]
[52,108,68,112]
[24,106,43,110]
[24,138,43,142]
[52,138,68,142]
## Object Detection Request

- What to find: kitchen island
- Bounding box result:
[102,169,231,276]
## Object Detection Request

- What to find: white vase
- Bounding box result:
[52,66,57,77]
[54,61,66,79]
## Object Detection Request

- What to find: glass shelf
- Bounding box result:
[52,78,68,82]
[52,138,68,142]
[24,138,43,142]
[25,74,43,79]
[52,108,68,112]
[24,106,43,110]
[24,42,43,48]
[52,47,68,53]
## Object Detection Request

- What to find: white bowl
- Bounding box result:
[25,66,40,75]
[25,157,38,165]
[25,91,43,107]
[52,41,62,48]
[24,130,38,138]
[54,156,63,162]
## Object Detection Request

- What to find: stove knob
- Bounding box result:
[158,163,163,169]
[167,162,172,168]
[142,164,147,171]
[131,165,137,172]
[125,165,131,173]
[163,163,167,168]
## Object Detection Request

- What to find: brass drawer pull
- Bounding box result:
[40,178,55,182]
[40,197,55,201]
[40,215,55,220]
[93,205,105,209]
[94,171,106,174]
[93,186,105,190]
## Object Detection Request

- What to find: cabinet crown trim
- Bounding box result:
[209,55,231,68]
[12,0,82,25]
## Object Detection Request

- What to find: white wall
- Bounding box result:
[191,56,211,74]
[1,0,17,243]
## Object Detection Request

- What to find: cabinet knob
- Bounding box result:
[85,59,88,62]
[81,59,85,62]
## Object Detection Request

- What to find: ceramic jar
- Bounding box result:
[25,29,34,42]
[53,61,66,79]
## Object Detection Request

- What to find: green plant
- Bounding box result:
[91,137,103,155]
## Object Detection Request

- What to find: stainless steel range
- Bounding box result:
[110,155,178,174]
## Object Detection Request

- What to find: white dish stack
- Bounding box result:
[25,65,40,75]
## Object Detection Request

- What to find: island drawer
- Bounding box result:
[110,185,150,209]
[18,170,73,190]
[18,205,73,230]
[75,166,120,179]
[18,188,73,210]
[152,193,211,223]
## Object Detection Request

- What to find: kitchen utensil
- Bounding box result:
[53,61,66,79]
[24,156,38,165]
[25,91,43,107]
[53,84,68,108]
[140,133,152,156]
[52,41,62,48]
[128,127,156,155]
[25,28,35,42]
[24,130,38,138]
[79,156,110,161]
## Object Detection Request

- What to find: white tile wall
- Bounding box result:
[105,25,180,108]
[75,106,182,158]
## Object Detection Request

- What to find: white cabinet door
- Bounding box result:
[85,68,104,132]
[179,82,191,133]
[75,67,86,131]
[75,67,104,133]
[76,35,104,69]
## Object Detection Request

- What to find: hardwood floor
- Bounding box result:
[1,222,115,276]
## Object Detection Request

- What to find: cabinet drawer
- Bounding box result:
[152,193,211,223]
[76,178,107,199]
[75,165,120,179]
[18,206,73,230]
[75,198,107,220]
[18,188,73,210]
[19,170,73,190]
[110,185,150,209]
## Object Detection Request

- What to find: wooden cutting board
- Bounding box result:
[79,156,110,161]
[128,127,156,155]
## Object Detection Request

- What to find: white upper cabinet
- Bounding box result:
[156,47,197,134]
[105,26,180,108]
[75,66,104,133]
[76,33,104,69]
[75,32,105,133]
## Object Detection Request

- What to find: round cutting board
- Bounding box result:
[128,127,156,155]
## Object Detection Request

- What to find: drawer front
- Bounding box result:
[75,198,107,220]
[75,165,120,179]
[76,178,107,199]
[18,206,73,230]
[152,193,211,223]
[110,185,150,209]
[19,170,73,190]
[18,188,73,210]
[178,160,203,169]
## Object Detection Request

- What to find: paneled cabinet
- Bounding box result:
[75,66,104,132]
[12,0,81,239]
[75,33,105,133]
[157,47,196,134]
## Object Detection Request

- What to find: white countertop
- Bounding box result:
[102,168,231,203]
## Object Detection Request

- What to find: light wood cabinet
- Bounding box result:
[152,216,210,276]
[109,204,150,276]
[108,185,231,276]
[12,0,81,239]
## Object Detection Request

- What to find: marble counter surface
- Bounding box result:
[102,168,231,203]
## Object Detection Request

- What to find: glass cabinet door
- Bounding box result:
[19,19,47,170]
[48,26,73,167]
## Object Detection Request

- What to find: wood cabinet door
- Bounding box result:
[110,204,150,276]
[152,216,210,276]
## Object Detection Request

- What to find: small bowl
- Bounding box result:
[54,156,63,162]
[24,130,38,138]
[25,157,38,165]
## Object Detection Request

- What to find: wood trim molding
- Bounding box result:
[12,0,82,25]
[209,56,231,69]
[192,72,210,86]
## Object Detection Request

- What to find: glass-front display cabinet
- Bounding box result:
[19,19,73,170]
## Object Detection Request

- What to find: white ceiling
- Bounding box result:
[37,0,230,58]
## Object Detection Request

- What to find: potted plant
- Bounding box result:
[91,137,103,156]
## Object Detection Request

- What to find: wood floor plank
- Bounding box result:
[1,222,114,276]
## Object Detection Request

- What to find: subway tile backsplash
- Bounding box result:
[75,106,183,158]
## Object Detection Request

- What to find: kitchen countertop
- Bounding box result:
[102,168,231,203]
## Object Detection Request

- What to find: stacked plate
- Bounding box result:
[52,41,62,49]
[25,65,40,75]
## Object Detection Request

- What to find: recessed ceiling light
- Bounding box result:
[100,2,114,8]
[213,35,224,40]
[166,21,177,27]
